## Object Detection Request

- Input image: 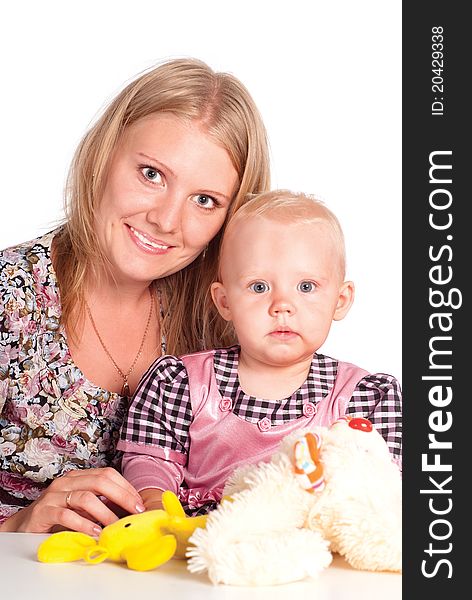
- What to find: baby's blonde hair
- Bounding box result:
[220,189,347,278]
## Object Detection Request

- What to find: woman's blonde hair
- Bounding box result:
[54,57,270,354]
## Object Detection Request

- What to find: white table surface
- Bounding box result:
[0,532,401,599]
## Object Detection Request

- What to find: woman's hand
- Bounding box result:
[0,468,145,535]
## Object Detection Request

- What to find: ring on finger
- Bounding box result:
[65,490,73,509]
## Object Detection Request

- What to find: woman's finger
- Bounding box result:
[51,468,145,516]
[2,491,102,536]
[61,489,119,528]
[60,467,143,501]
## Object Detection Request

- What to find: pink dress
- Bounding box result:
[120,349,369,514]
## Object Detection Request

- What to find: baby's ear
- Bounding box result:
[210,282,232,321]
[333,280,355,321]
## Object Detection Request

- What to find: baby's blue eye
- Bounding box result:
[142,167,162,183]
[298,281,316,293]
[194,194,216,209]
[249,281,269,294]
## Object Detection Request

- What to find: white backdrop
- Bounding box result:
[0,0,402,383]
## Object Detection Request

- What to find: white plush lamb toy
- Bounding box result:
[187,416,402,586]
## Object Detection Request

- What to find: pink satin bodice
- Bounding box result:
[122,350,368,512]
[180,351,368,503]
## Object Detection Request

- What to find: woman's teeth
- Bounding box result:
[130,226,169,250]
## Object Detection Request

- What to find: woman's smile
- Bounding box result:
[126,225,173,254]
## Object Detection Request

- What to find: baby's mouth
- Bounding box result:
[270,326,298,338]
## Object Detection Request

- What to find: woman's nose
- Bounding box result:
[146,193,184,233]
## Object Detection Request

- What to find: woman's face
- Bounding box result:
[95,113,239,288]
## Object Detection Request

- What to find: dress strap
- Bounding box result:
[331,361,370,415]
[181,350,219,415]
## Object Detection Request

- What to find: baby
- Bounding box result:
[117,190,402,515]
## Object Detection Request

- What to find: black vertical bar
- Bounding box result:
[403,2,468,595]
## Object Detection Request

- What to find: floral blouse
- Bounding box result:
[0,230,127,524]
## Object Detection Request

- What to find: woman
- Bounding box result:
[0,58,270,534]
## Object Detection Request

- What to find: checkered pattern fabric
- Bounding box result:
[346,373,402,462]
[121,357,191,453]
[214,346,334,424]
[120,346,402,463]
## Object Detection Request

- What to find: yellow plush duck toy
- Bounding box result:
[37,491,207,571]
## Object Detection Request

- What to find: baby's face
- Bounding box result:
[212,216,353,368]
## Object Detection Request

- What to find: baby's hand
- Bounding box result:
[139,487,164,511]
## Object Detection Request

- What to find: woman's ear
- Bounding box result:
[333,281,355,321]
[210,282,232,321]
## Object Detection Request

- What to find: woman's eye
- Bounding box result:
[298,281,316,293]
[249,281,269,294]
[141,167,163,184]
[194,194,217,210]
